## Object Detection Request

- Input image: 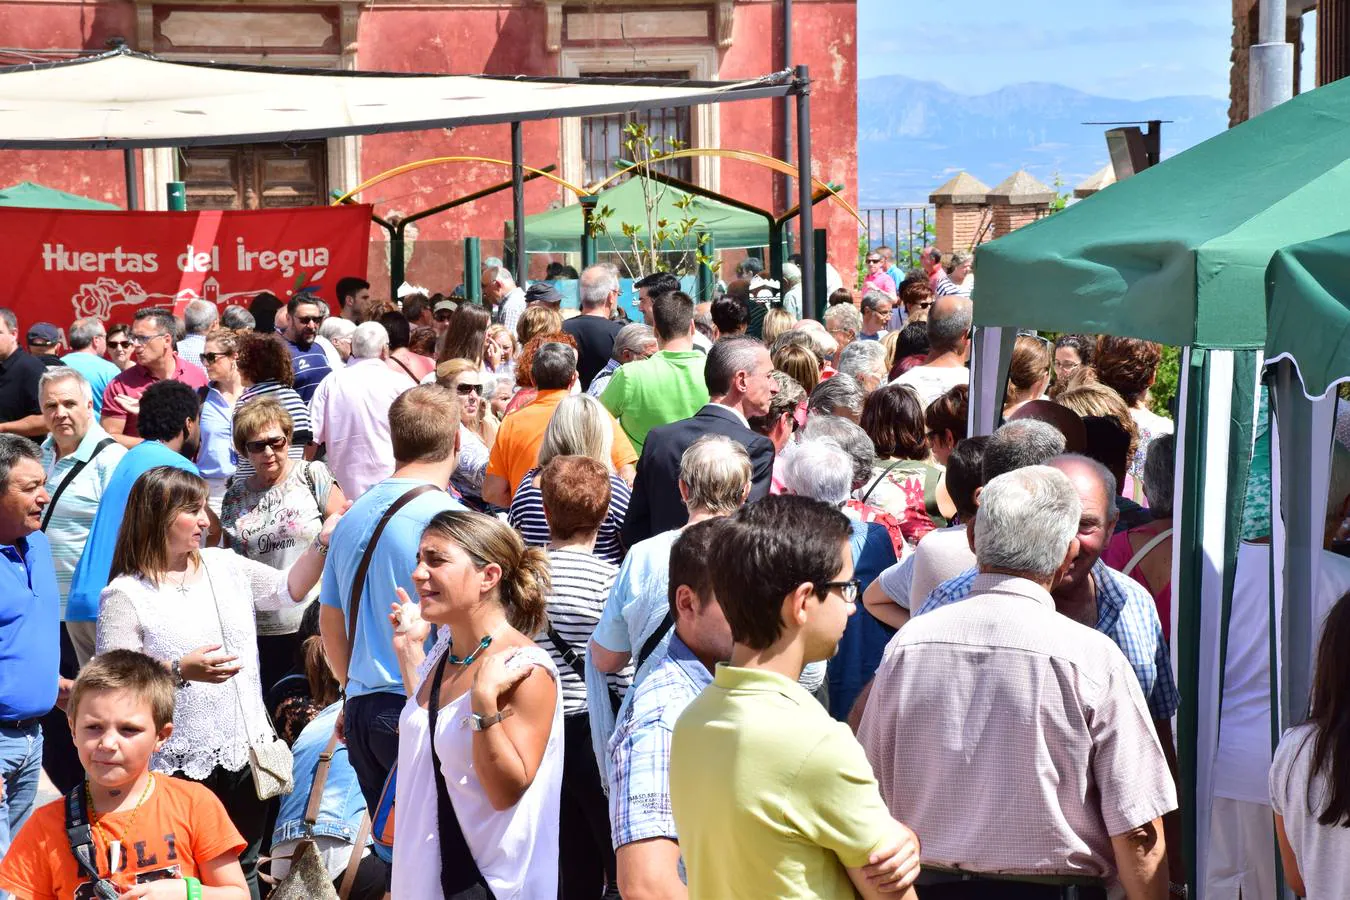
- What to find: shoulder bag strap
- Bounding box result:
[547,622,621,714]
[302,461,322,513]
[1122,527,1174,577]
[859,458,907,505]
[64,785,120,899]
[42,437,117,531]
[304,729,343,827]
[427,650,496,898]
[390,354,418,382]
[337,812,372,900]
[347,484,440,651]
[636,612,674,670]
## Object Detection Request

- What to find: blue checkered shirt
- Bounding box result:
[607,633,712,850]
[917,560,1180,720]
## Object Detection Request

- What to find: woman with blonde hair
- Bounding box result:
[1003,333,1053,420]
[771,341,821,394]
[761,307,795,347]
[389,511,562,899]
[516,304,564,349]
[507,393,631,563]
[484,323,519,382]
[97,466,340,896]
[1056,380,1140,469]
[435,358,498,509]
[221,397,348,692]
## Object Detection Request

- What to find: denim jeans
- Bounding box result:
[0,721,44,899]
[342,692,405,819]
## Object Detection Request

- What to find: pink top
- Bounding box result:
[1103,526,1172,641]
[864,272,897,296]
[309,357,412,499]
[101,356,208,437]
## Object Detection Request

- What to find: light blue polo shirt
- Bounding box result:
[60,352,121,416]
[40,423,127,614]
[65,441,199,622]
[319,478,463,699]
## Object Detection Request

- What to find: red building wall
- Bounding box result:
[0,0,858,299]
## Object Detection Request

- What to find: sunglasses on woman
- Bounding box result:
[106,340,132,349]
[244,435,288,454]
[456,383,483,396]
[200,351,233,364]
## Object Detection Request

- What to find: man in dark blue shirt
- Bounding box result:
[284,295,334,404]
[0,433,59,862]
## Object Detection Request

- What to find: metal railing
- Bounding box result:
[859,205,935,263]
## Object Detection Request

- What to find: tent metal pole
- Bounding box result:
[1251,0,1294,116]
[512,122,527,283]
[123,148,139,210]
[781,0,793,213]
[794,65,815,320]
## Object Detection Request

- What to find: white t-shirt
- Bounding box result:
[908,525,977,611]
[1270,723,1350,898]
[890,364,970,409]
[1214,543,1350,803]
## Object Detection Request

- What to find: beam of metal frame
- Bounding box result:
[794,65,815,320]
[511,122,527,284]
[397,165,557,228]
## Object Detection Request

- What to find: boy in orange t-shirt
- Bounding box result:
[0,650,248,900]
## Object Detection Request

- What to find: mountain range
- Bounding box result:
[858,75,1231,207]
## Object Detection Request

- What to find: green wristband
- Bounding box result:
[184,876,202,900]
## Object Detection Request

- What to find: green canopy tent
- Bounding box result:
[969,73,1350,895]
[1265,232,1350,746]
[521,176,772,254]
[0,180,118,209]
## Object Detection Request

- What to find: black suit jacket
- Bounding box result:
[621,404,776,547]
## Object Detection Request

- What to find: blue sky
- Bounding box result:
[858,0,1317,100]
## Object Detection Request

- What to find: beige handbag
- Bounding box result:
[204,564,295,800]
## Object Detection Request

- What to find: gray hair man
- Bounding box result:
[61,317,122,417]
[308,321,411,499]
[859,465,1176,897]
[319,316,358,363]
[801,414,874,491]
[220,304,256,331]
[860,290,894,340]
[564,263,625,390]
[37,367,127,665]
[823,303,863,363]
[837,340,889,394]
[806,372,865,424]
[178,299,218,368]
[588,323,656,400]
[0,432,59,854]
[891,294,972,407]
[483,265,526,333]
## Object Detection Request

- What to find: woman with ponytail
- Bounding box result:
[389,510,562,899]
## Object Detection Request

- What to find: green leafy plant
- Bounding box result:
[589,123,721,280]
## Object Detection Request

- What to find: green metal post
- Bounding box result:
[697,231,717,302]
[811,228,827,319]
[165,181,186,212]
[464,237,482,304]
[580,195,598,269]
[390,223,405,293]
[769,223,785,284]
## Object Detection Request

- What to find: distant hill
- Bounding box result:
[858,75,1230,207]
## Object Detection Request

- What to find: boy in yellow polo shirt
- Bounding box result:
[669,495,921,899]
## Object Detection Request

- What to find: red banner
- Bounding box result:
[0,204,372,330]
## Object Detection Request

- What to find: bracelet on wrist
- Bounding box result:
[313,537,329,556]
[170,659,187,689]
[1168,882,1188,898]
[184,875,203,900]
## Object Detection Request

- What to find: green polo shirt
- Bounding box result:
[599,349,709,454]
[670,664,895,898]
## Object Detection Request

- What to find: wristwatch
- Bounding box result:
[470,708,515,732]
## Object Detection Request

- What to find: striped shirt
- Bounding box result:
[540,548,629,716]
[40,425,127,615]
[508,469,631,565]
[234,381,313,478]
[917,560,1180,720]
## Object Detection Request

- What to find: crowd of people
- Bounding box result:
[0,246,1345,900]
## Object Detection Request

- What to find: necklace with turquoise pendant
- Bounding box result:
[446,620,507,667]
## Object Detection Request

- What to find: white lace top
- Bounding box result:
[96,547,298,779]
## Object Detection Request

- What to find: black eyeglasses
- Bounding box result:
[295,315,324,325]
[106,339,132,349]
[200,351,233,364]
[244,435,288,454]
[819,579,861,603]
[456,383,483,396]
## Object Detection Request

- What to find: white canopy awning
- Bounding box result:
[0,50,796,149]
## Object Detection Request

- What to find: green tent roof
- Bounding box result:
[973,76,1350,350]
[523,177,770,254]
[1266,230,1350,398]
[0,181,118,210]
